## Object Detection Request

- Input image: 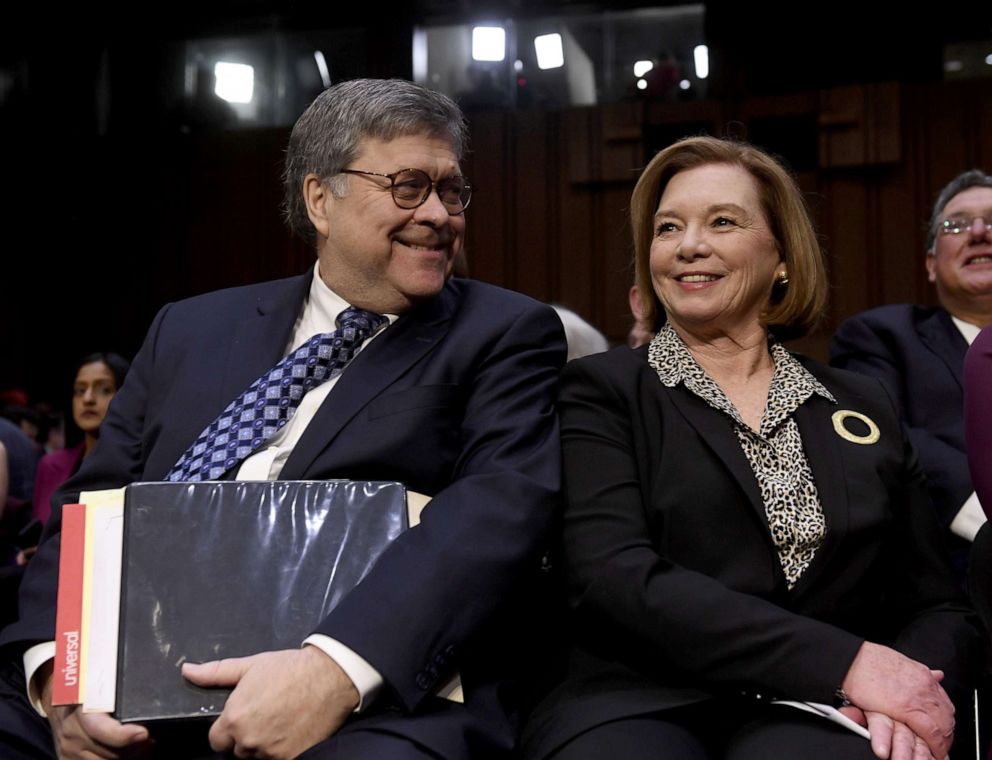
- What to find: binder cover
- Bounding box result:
[115,480,409,723]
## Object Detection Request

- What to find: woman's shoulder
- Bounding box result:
[792,351,882,391]
[564,344,650,378]
[790,351,904,422]
[37,444,84,473]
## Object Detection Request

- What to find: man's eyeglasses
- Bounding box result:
[339,168,472,214]
[940,216,992,235]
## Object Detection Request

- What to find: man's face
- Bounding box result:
[311,134,465,314]
[927,186,992,311]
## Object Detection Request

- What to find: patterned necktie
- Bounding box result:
[166,307,387,482]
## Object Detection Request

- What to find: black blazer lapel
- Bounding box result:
[790,392,850,598]
[666,387,769,532]
[917,308,968,391]
[280,291,454,479]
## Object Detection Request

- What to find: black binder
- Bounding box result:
[115,480,410,723]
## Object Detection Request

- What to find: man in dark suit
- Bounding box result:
[831,169,992,566]
[0,78,565,760]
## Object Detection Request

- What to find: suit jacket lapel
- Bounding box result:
[666,377,853,596]
[666,387,768,531]
[790,392,849,599]
[280,290,454,479]
[221,272,312,403]
[917,308,968,391]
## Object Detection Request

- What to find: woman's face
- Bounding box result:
[72,361,117,435]
[649,163,785,338]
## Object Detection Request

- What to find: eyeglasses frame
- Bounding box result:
[338,168,472,215]
[940,216,992,235]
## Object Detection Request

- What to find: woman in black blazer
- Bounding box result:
[523,137,982,760]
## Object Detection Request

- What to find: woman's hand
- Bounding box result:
[841,706,939,760]
[841,642,953,759]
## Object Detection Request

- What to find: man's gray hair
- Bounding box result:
[927,169,992,252]
[282,78,468,246]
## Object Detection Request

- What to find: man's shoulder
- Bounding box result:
[440,278,563,338]
[837,303,945,335]
[433,280,566,362]
[443,277,553,316]
[166,274,307,317]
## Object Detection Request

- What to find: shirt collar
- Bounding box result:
[288,262,398,352]
[951,314,982,345]
[647,322,835,410]
[306,260,399,330]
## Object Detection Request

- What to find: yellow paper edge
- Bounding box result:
[77,488,126,708]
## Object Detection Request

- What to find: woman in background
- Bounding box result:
[32,353,129,526]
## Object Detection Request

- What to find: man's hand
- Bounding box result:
[841,642,954,760]
[41,665,151,760]
[182,646,359,760]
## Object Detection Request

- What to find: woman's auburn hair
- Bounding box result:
[630,135,827,340]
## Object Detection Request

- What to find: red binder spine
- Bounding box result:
[52,503,86,705]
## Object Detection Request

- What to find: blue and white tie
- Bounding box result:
[166,307,387,482]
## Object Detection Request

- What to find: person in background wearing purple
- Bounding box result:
[965,326,992,517]
[31,353,130,527]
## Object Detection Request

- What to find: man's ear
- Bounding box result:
[303,173,332,240]
[926,252,937,284]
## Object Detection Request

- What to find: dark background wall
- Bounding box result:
[2,1,991,406]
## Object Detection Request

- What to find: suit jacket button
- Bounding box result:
[415,673,431,691]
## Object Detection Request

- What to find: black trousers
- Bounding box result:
[545,702,881,760]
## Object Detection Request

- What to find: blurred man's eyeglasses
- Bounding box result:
[940,216,992,235]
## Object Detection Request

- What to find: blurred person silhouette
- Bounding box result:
[628,283,657,348]
[552,306,609,361]
[32,353,130,528]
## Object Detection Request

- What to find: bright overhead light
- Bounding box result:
[472,26,506,62]
[633,60,654,78]
[534,33,564,70]
[313,51,331,88]
[694,45,709,79]
[214,62,254,103]
[985,53,992,65]
[636,79,648,91]
[679,79,691,90]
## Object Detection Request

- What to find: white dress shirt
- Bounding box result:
[26,262,394,714]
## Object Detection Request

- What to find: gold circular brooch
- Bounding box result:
[831,410,880,445]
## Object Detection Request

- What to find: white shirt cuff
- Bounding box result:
[950,492,987,541]
[23,642,56,717]
[302,634,382,712]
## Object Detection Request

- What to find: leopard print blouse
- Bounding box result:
[647,323,837,589]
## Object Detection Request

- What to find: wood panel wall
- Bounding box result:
[5,78,992,401]
[462,78,992,359]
